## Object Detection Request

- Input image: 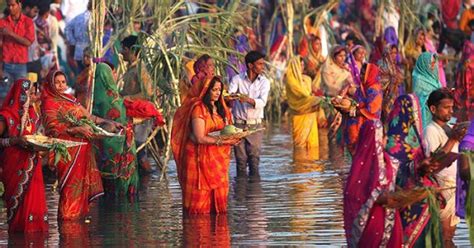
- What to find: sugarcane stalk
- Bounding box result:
[136,125,165,152]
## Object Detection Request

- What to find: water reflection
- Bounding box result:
[7,232,48,247]
[0,124,470,246]
[182,214,230,247]
[232,177,269,245]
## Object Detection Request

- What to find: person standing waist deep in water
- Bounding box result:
[228,51,270,179]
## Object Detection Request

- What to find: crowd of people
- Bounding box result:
[0,0,474,247]
[0,0,164,235]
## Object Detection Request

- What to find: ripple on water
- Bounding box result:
[0,124,470,246]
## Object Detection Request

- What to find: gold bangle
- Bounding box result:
[215,137,222,146]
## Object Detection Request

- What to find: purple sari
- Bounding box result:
[344,120,403,247]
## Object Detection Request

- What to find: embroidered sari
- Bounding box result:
[92,63,138,196]
[378,46,405,125]
[412,52,442,129]
[344,63,383,154]
[171,78,233,214]
[41,70,104,220]
[0,79,48,233]
[344,120,403,247]
[285,56,322,151]
[386,94,443,247]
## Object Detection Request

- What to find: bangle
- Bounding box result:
[215,137,222,146]
[0,138,11,147]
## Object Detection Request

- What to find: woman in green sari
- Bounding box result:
[93,63,139,196]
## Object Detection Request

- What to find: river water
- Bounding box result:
[0,123,471,247]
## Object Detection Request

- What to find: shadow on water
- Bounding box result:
[0,123,470,246]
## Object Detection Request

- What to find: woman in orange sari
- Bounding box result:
[172,76,239,214]
[0,79,48,233]
[41,70,120,221]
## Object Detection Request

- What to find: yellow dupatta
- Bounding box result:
[285,56,321,115]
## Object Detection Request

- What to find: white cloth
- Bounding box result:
[423,121,458,180]
[229,72,271,121]
[61,0,88,24]
[424,121,460,227]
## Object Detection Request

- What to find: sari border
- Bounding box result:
[7,154,37,222]
[405,206,431,247]
[59,144,82,192]
[89,192,104,202]
[351,120,394,247]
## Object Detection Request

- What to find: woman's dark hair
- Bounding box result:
[121,35,140,55]
[427,88,454,108]
[203,77,226,121]
[332,46,346,58]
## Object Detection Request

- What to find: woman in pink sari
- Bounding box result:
[343,119,403,247]
[454,41,474,121]
[0,79,48,233]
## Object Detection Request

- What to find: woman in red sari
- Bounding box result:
[0,79,48,233]
[172,76,239,214]
[41,70,119,221]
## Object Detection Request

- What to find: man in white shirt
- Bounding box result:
[228,51,270,178]
[423,88,467,247]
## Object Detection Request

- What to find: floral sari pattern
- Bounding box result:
[41,70,103,220]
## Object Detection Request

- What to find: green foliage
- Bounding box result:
[50,143,71,167]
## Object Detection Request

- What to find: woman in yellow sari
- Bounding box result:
[285,56,323,160]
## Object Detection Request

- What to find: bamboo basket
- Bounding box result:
[209,128,265,140]
[24,135,87,151]
[383,187,454,209]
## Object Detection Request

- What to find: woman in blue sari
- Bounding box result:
[412,52,442,128]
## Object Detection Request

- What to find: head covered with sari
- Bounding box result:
[348,45,365,86]
[171,76,232,185]
[320,45,352,96]
[344,63,382,150]
[384,26,399,46]
[413,52,439,86]
[0,79,38,137]
[42,70,79,104]
[412,52,441,127]
[191,54,214,85]
[405,28,426,59]
[285,56,321,114]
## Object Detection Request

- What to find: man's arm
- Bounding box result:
[1,18,35,47]
[252,78,271,109]
[228,75,238,94]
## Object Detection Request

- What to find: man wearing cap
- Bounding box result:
[228,50,270,178]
